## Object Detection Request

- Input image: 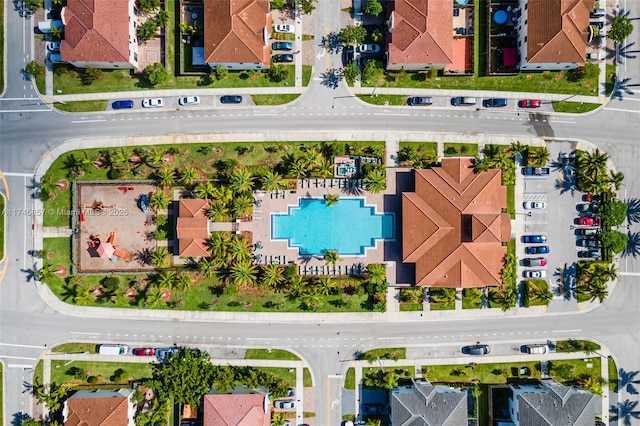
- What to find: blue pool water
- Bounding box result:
[272,198,395,256]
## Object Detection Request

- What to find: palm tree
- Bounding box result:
[34,263,61,282]
[483,144,502,159]
[473,155,492,173]
[262,170,285,191]
[366,263,386,284]
[229,237,252,264]
[229,261,258,287]
[110,148,129,170]
[324,250,342,268]
[607,170,625,191]
[151,247,170,268]
[156,168,176,188]
[150,190,171,210]
[300,289,321,311]
[198,257,217,278]
[233,195,253,219]
[529,146,550,166]
[74,283,95,306]
[528,281,553,305]
[586,280,609,303]
[205,201,229,222]
[301,148,322,170]
[578,148,609,179]
[206,233,229,260]
[147,151,165,168]
[156,270,176,288]
[505,141,528,159]
[464,287,483,306]
[229,168,254,194]
[593,263,618,283]
[316,160,333,178]
[317,277,333,295]
[175,273,192,291]
[364,166,387,193]
[155,10,169,27]
[289,160,308,179]
[287,275,305,299]
[145,286,166,308]
[490,285,517,311]
[39,174,59,200]
[180,166,198,187]
[195,181,216,200]
[261,264,284,288]
[325,194,339,206]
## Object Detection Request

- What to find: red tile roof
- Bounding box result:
[64,390,131,426]
[60,0,133,64]
[203,394,270,426]
[387,0,453,66]
[402,158,511,288]
[526,0,595,64]
[177,199,210,257]
[204,0,271,66]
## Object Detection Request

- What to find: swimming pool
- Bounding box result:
[271,198,394,256]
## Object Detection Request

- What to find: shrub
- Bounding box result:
[81,66,102,85]
[363,0,383,16]
[87,376,98,384]
[144,62,169,86]
[213,65,228,80]
[107,167,123,180]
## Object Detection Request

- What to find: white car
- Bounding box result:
[523,270,546,279]
[523,201,546,210]
[142,98,164,108]
[178,96,200,106]
[274,24,295,34]
[357,44,381,53]
[46,41,61,52]
[275,400,296,410]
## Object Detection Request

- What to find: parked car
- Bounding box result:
[407,96,433,106]
[156,347,180,360]
[142,98,164,108]
[578,216,600,226]
[272,41,293,51]
[522,167,550,176]
[462,344,491,355]
[576,203,595,213]
[578,250,600,258]
[451,97,477,106]
[272,54,294,63]
[523,257,547,267]
[523,201,546,210]
[112,100,134,110]
[518,99,542,108]
[179,96,200,106]
[132,348,155,356]
[523,344,549,354]
[46,41,61,52]
[139,194,149,213]
[576,228,599,236]
[275,400,296,410]
[220,95,242,104]
[525,246,549,254]
[273,24,295,34]
[577,239,601,248]
[482,98,507,107]
[357,44,381,53]
[523,270,546,278]
[522,235,547,243]
[286,388,295,397]
[363,404,384,414]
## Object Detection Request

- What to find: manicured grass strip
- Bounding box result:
[443,143,478,157]
[50,360,153,385]
[400,304,423,311]
[251,94,300,105]
[507,184,515,218]
[244,349,300,361]
[34,360,43,385]
[608,356,618,391]
[52,342,99,354]
[54,100,108,113]
[362,348,406,360]
[356,94,407,106]
[398,142,438,154]
[556,339,601,353]
[605,64,616,96]
[344,368,355,390]
[0,194,4,260]
[0,362,3,426]
[256,367,312,387]
[552,101,600,113]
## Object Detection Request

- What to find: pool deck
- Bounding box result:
[233,170,413,285]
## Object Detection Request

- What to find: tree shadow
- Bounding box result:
[618,368,640,394]
[559,264,576,300]
[320,68,343,89]
[21,265,38,282]
[610,399,640,426]
[622,232,640,258]
[11,412,29,426]
[320,31,343,54]
[612,77,640,101]
[626,198,640,223]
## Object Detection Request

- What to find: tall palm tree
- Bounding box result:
[324,250,342,268]
[578,148,609,179]
[301,148,322,170]
[364,167,387,194]
[229,168,254,194]
[198,257,217,278]
[180,166,198,187]
[151,247,170,268]
[175,273,192,291]
[206,233,229,259]
[39,174,59,200]
[366,263,386,284]
[482,144,502,159]
[150,190,171,210]
[289,160,308,179]
[529,146,550,166]
[586,280,609,303]
[229,261,258,287]
[229,237,252,264]
[504,141,528,159]
[156,168,176,188]
[195,181,217,200]
[262,170,285,191]
[593,263,618,283]
[261,264,284,288]
[205,201,229,222]
[607,170,625,191]
[316,159,333,178]
[233,195,253,218]
[156,270,176,288]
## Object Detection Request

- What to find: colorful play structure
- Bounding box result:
[88,232,130,261]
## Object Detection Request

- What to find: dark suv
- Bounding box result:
[463,344,491,355]
[407,96,433,106]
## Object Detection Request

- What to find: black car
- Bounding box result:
[273,54,294,63]
[482,98,508,107]
[577,239,600,248]
[363,404,384,414]
[407,96,433,106]
[578,250,600,258]
[462,344,491,355]
[220,95,242,104]
[525,246,549,254]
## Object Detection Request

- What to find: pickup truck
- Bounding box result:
[522,167,550,176]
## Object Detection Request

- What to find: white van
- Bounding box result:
[525,344,548,354]
[98,344,129,355]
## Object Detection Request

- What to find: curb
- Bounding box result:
[0,190,5,263]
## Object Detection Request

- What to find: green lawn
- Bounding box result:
[398,142,438,154]
[552,101,600,113]
[556,340,601,353]
[429,288,456,311]
[34,360,43,386]
[462,288,483,310]
[52,342,99,354]
[356,94,407,106]
[361,348,406,360]
[251,94,300,105]
[50,360,153,385]
[0,194,4,260]
[54,100,108,113]
[507,184,515,218]
[608,356,618,391]
[256,367,312,387]
[0,362,3,426]
[443,143,478,157]
[399,304,423,311]
[344,368,355,390]
[244,349,300,361]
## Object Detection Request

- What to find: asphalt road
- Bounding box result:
[1,1,640,426]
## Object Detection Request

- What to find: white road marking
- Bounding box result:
[552,120,576,124]
[8,364,34,368]
[0,343,47,349]
[70,119,107,123]
[1,172,31,177]
[0,355,37,361]
[604,107,640,114]
[552,329,582,333]
[376,337,404,340]
[373,113,409,116]
[69,331,101,335]
[246,337,279,341]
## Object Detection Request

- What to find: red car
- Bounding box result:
[518,99,542,108]
[578,217,600,226]
[132,348,155,356]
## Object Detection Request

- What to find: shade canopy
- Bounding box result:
[493,10,507,25]
[96,242,115,258]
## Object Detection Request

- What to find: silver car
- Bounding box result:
[523,201,546,210]
[275,400,296,410]
[179,96,200,106]
[142,98,164,108]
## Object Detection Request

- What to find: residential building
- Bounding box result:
[63,389,135,426]
[203,393,270,426]
[386,0,453,71]
[507,378,596,425]
[402,158,511,288]
[203,0,271,70]
[390,378,468,425]
[60,0,138,69]
[176,199,211,257]
[517,0,595,71]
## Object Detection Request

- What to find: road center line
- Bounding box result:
[0,342,48,349]
[551,329,582,333]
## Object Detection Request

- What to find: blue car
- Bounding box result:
[112,100,134,109]
[155,347,180,360]
[522,235,547,244]
[139,194,149,213]
[220,95,242,104]
[272,41,293,51]
[525,246,549,254]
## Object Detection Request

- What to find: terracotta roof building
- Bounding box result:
[203,0,271,71]
[386,0,453,71]
[63,389,135,426]
[203,393,270,426]
[60,0,138,69]
[176,199,211,257]
[402,158,511,288]
[518,0,595,71]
